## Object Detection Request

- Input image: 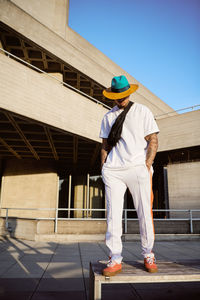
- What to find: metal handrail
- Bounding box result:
[1,207,200,234]
[155,104,200,119]
[0,47,111,110]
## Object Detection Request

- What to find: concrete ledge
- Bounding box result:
[124,234,200,242]
[35,233,105,242]
[1,232,200,242]
[33,233,200,242]
[1,217,200,241]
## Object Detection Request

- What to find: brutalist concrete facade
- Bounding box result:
[0,0,199,239]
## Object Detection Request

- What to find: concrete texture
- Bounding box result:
[0,160,58,219]
[0,52,107,143]
[0,237,199,300]
[11,0,69,39]
[0,0,173,115]
[167,162,200,218]
[0,52,199,150]
[157,110,200,151]
[1,217,200,241]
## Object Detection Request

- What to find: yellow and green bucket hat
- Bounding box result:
[103,75,139,100]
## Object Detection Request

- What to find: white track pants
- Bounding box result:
[102,164,155,263]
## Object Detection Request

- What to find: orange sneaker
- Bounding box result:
[144,254,158,273]
[103,260,122,276]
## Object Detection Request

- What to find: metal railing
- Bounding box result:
[1,207,200,234]
[155,104,200,119]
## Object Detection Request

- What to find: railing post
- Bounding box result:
[68,175,72,218]
[189,210,193,234]
[54,177,60,233]
[86,174,90,218]
[5,208,9,230]
[125,209,127,234]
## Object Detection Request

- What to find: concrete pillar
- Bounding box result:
[73,175,105,219]
[89,176,104,218]
[73,175,87,218]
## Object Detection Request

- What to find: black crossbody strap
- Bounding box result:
[107,101,133,147]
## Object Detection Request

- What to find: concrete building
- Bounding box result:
[0,0,199,239]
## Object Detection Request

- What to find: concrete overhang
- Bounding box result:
[0,0,174,116]
[1,52,199,157]
[157,110,200,152]
[0,52,106,143]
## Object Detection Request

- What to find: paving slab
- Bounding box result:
[0,261,16,276]
[2,261,48,278]
[44,262,83,278]
[31,290,86,300]
[0,278,39,300]
[51,255,81,262]
[36,278,85,291]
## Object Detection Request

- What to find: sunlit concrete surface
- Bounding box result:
[0,237,200,299]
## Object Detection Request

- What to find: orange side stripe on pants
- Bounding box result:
[150,171,155,237]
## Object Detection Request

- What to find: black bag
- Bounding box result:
[107,101,133,147]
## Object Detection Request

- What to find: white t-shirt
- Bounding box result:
[99,102,159,169]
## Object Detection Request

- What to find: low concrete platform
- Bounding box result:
[90,260,200,300]
[0,237,200,299]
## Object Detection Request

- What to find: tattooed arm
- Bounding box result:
[145,133,158,170]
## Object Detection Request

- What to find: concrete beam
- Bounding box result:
[157,110,200,151]
[1,53,199,152]
[0,52,106,142]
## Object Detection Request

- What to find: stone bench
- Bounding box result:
[89,260,200,300]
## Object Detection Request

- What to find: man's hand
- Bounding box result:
[101,138,109,168]
[146,161,152,171]
[145,133,158,170]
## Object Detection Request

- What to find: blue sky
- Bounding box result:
[69,0,200,111]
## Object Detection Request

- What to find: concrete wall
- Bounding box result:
[11,0,69,39]
[57,220,106,234]
[167,162,200,218]
[127,220,200,234]
[157,110,200,151]
[0,160,58,218]
[1,218,199,241]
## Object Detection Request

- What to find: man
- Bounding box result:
[99,75,159,276]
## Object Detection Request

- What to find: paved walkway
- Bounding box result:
[0,237,200,300]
